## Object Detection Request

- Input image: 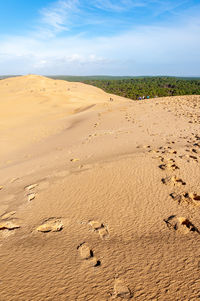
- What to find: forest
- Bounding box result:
[49,76,200,100]
[82,77,200,100]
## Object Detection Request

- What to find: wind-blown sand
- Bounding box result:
[0,75,200,300]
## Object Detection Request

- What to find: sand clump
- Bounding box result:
[113,279,132,299]
[0,221,20,231]
[36,218,63,232]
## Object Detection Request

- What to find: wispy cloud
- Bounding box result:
[36,0,191,38]
[150,0,188,16]
[0,0,200,75]
[91,0,145,12]
[91,0,187,14]
[39,0,79,34]
[1,15,200,75]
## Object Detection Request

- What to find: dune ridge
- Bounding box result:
[0,75,200,300]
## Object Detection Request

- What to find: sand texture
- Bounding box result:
[0,75,200,300]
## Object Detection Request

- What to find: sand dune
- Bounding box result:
[0,75,200,300]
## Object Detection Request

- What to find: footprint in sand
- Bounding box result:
[112,278,132,299]
[193,142,200,149]
[143,145,151,149]
[77,243,101,267]
[89,220,109,239]
[164,215,199,234]
[70,158,80,162]
[0,219,20,231]
[170,192,200,206]
[25,184,38,201]
[168,149,177,154]
[188,154,198,161]
[0,221,20,231]
[27,193,36,202]
[149,149,159,154]
[191,148,198,154]
[0,211,20,232]
[94,122,99,128]
[10,177,19,183]
[36,218,63,232]
[25,184,38,191]
[161,176,186,186]
[167,141,175,145]
[159,163,179,171]
[160,157,175,163]
[1,211,16,220]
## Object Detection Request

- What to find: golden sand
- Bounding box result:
[0,75,200,300]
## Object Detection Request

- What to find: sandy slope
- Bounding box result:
[0,75,200,301]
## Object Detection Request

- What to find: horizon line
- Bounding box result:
[1,74,200,78]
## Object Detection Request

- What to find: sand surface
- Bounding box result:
[0,75,200,300]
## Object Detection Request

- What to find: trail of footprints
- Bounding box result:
[124,112,135,123]
[0,183,41,234]
[77,220,133,300]
[0,183,39,233]
[76,221,133,297]
[161,175,186,186]
[0,190,131,299]
[82,108,136,145]
[76,221,132,298]
[76,221,109,267]
[145,138,200,235]
[163,96,200,125]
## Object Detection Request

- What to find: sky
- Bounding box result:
[0,0,200,76]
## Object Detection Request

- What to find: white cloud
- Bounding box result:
[39,0,79,34]
[0,0,200,75]
[36,0,188,37]
[0,16,200,75]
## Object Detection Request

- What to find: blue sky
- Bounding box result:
[0,0,200,75]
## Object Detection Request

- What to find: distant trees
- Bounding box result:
[82,77,200,100]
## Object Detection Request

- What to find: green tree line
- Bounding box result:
[82,77,200,100]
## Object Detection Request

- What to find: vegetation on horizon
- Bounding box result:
[1,75,200,100]
[50,76,200,100]
[83,77,200,100]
